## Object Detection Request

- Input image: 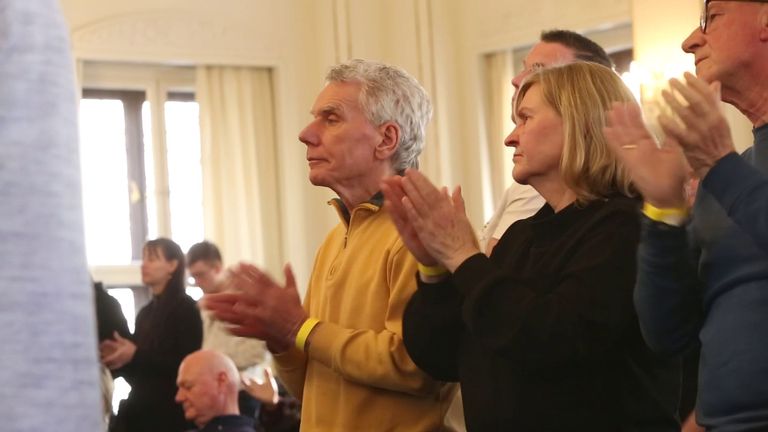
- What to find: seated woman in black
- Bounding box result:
[101,237,203,432]
[382,62,681,431]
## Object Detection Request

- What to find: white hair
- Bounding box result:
[326,59,432,172]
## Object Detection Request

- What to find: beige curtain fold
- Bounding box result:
[483,50,516,202]
[196,66,283,275]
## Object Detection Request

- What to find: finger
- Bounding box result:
[451,185,467,215]
[605,102,654,151]
[112,331,123,341]
[385,198,414,236]
[404,169,444,204]
[400,175,432,219]
[230,267,272,295]
[684,72,720,107]
[265,368,279,401]
[381,181,410,226]
[667,78,704,116]
[102,351,119,367]
[658,112,690,148]
[660,133,684,152]
[283,264,301,302]
[242,265,281,291]
[202,292,241,310]
[263,367,274,382]
[212,308,248,325]
[99,339,116,349]
[401,195,426,230]
[661,86,691,121]
[240,373,252,386]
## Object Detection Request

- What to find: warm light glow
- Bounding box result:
[619,58,695,140]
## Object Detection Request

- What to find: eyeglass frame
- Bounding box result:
[700,0,768,34]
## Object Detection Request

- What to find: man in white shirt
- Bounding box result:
[187,241,270,418]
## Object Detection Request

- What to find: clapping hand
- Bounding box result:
[604,102,688,208]
[202,263,307,354]
[100,331,136,370]
[383,169,479,272]
[658,73,735,179]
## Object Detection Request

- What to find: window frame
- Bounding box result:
[80,62,197,315]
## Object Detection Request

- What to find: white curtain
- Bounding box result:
[483,50,516,203]
[196,66,283,274]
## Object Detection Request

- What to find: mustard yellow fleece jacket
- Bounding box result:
[274,199,455,431]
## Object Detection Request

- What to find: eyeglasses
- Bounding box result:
[700,0,768,34]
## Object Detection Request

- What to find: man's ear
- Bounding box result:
[217,371,229,388]
[375,121,400,161]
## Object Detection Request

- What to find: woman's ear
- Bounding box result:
[168,259,179,274]
[375,121,401,161]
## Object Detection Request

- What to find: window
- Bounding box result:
[79,62,202,272]
[81,63,204,412]
[79,64,204,316]
[80,90,149,264]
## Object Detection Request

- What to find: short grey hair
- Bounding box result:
[326,59,432,172]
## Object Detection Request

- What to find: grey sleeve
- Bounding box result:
[0,1,102,430]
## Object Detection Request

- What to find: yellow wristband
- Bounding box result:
[642,202,689,227]
[417,263,448,277]
[295,318,320,352]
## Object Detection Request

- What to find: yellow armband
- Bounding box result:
[642,202,689,227]
[295,318,320,352]
[417,263,448,277]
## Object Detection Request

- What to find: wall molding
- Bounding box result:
[71,10,278,66]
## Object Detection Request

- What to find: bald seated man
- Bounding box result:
[176,350,256,432]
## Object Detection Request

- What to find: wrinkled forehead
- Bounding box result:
[311,81,362,113]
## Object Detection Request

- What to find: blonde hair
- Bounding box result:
[515,62,637,204]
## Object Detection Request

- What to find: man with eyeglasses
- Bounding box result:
[604,1,768,430]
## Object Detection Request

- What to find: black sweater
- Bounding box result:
[113,290,202,432]
[403,196,681,432]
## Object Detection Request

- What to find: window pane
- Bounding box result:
[165,100,204,253]
[142,102,158,241]
[79,99,133,265]
[107,287,136,333]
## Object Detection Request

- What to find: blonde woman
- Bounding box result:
[382,62,680,431]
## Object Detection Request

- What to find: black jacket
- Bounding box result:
[403,196,681,431]
[113,289,202,432]
[195,415,256,432]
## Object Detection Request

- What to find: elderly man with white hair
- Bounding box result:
[204,59,455,431]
